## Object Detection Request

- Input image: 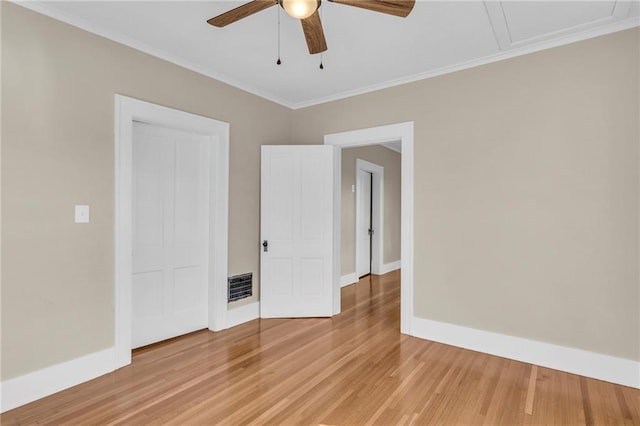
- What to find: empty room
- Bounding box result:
[1,0,639,424]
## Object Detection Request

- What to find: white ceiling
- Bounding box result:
[18,1,640,109]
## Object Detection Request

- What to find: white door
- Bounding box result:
[260,145,335,318]
[357,170,372,277]
[132,121,210,348]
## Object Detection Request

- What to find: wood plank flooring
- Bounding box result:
[3,270,639,425]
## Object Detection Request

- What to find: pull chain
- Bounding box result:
[319,2,324,69]
[276,1,282,65]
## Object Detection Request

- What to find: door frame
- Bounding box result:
[114,95,229,368]
[355,159,384,278]
[324,122,414,334]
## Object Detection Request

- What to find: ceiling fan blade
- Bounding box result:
[207,0,276,27]
[328,0,415,17]
[301,10,327,54]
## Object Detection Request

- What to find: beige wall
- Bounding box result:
[341,145,401,276]
[292,29,640,361]
[1,3,291,380]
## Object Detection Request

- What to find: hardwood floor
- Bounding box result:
[3,270,639,425]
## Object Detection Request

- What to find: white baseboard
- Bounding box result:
[226,301,259,328]
[341,264,399,287]
[340,273,357,287]
[1,347,116,413]
[380,260,401,274]
[411,317,640,389]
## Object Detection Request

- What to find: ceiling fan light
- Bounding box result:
[282,0,318,20]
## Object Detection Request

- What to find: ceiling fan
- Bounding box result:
[207,0,415,55]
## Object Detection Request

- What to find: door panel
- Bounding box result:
[132,121,210,348]
[357,170,372,277]
[132,271,163,318]
[261,145,334,318]
[270,154,295,241]
[271,258,293,296]
[300,154,325,240]
[300,258,324,295]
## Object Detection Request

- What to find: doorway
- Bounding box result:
[355,159,384,279]
[131,122,211,348]
[114,95,230,368]
[324,121,414,334]
[358,170,373,277]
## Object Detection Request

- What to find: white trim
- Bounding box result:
[1,347,115,413]
[0,1,3,410]
[411,317,640,389]
[341,265,398,287]
[325,122,414,335]
[332,147,342,315]
[340,273,357,288]
[484,0,635,49]
[381,142,402,153]
[115,95,229,369]
[380,260,401,275]
[226,302,260,329]
[13,1,639,110]
[355,159,384,277]
[483,0,512,50]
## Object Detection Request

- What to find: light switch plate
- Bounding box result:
[75,205,90,223]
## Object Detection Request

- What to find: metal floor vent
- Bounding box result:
[228,273,252,302]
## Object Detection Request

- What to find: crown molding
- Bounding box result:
[12,1,640,111]
[12,1,293,108]
[289,16,639,109]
